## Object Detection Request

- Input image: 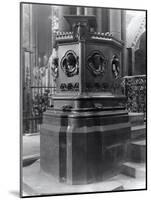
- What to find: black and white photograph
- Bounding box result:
[20,2,147,198]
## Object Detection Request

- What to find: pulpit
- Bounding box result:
[40,15,130,184]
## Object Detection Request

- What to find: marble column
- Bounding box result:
[77,7,84,15]
[96,7,102,33]
[121,10,126,42]
[58,6,71,32]
[84,7,95,15]
[84,8,96,32]
[109,9,121,40]
[101,8,110,33]
[127,47,135,76]
[121,10,127,76]
[70,6,77,15]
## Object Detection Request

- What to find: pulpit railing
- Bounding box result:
[122,75,146,114]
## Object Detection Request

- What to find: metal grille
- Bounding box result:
[23,86,55,134]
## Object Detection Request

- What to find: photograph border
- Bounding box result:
[20,2,147,198]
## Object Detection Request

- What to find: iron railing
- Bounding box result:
[23,86,55,134]
[122,75,146,114]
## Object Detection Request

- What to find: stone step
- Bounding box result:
[129,112,145,126]
[131,125,146,140]
[121,161,146,178]
[127,139,146,163]
[129,140,146,163]
[109,173,146,190]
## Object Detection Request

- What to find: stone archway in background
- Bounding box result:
[134,31,146,75]
[126,11,146,75]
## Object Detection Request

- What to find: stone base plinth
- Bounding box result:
[40,108,130,185]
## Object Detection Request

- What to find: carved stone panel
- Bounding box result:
[60,50,79,77]
[60,82,79,92]
[87,50,106,76]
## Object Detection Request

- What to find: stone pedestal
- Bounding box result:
[41,103,130,184]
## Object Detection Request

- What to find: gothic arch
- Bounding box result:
[127,13,146,75]
[134,31,146,75]
[127,13,146,49]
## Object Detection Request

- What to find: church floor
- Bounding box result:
[22,159,146,197]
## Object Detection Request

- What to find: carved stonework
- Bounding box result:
[73,22,89,40]
[60,82,79,91]
[90,32,113,39]
[111,55,120,79]
[87,51,106,76]
[61,50,79,77]
[62,105,73,112]
[51,57,59,81]
[56,31,74,41]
